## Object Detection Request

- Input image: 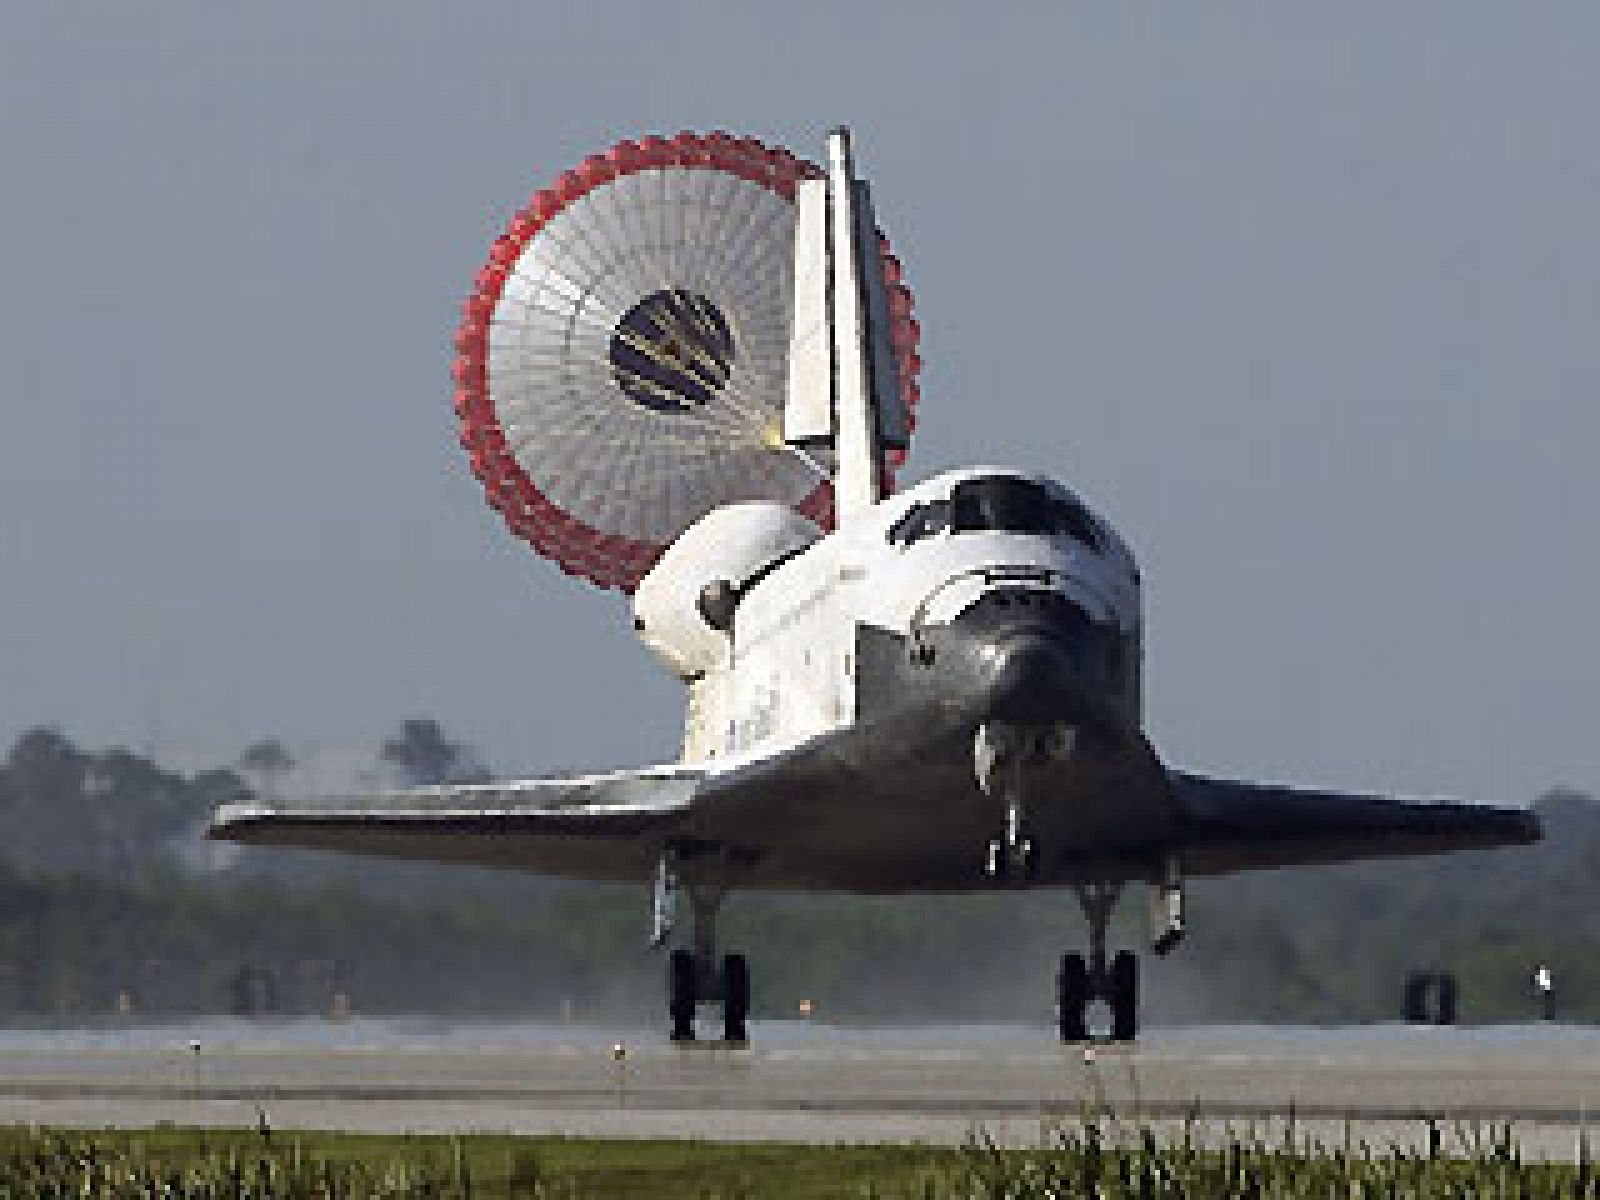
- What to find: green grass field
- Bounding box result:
[0,1127,951,1198]
[0,1123,1593,1197]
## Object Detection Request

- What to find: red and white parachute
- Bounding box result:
[452,132,921,593]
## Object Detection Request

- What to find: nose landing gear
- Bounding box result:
[984,800,1039,881]
[975,722,1073,883]
[653,852,749,1043]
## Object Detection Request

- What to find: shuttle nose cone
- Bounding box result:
[981,632,1079,723]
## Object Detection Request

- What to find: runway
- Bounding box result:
[1,1021,1597,1159]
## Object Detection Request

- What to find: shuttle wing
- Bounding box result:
[1170,769,1540,876]
[209,765,703,882]
[209,748,1541,888]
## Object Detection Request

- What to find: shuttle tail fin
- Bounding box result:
[784,128,907,522]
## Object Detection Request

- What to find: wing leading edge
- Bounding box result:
[1170,769,1541,876]
[209,765,702,882]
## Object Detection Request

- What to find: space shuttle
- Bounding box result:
[213,129,1539,1044]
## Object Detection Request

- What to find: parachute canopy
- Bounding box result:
[452,132,921,593]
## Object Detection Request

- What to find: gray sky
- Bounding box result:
[2,4,1595,803]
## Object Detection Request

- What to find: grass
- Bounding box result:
[0,1120,1594,1197]
[0,1126,954,1197]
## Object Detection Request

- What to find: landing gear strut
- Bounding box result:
[1057,883,1139,1042]
[654,852,749,1043]
[984,792,1038,882]
[977,722,1072,882]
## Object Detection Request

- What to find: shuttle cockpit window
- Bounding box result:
[950,477,1104,550]
[887,500,952,546]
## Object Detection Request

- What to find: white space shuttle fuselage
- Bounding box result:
[634,469,1142,769]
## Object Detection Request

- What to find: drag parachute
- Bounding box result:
[452,132,921,593]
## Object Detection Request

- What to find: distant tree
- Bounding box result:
[239,739,294,798]
[81,749,190,879]
[380,718,486,786]
[6,726,84,794]
[1534,786,1593,819]
[1,728,88,869]
[0,732,210,876]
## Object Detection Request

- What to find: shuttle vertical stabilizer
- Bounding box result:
[785,128,906,522]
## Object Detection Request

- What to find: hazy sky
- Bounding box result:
[2,4,1595,803]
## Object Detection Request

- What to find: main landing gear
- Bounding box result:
[653,852,749,1043]
[1057,884,1137,1041]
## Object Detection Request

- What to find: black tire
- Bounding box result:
[1057,953,1090,1042]
[1109,950,1139,1042]
[1435,973,1459,1027]
[1402,972,1431,1024]
[722,953,750,1043]
[668,949,697,1042]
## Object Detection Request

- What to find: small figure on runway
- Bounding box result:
[1533,964,1555,1021]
